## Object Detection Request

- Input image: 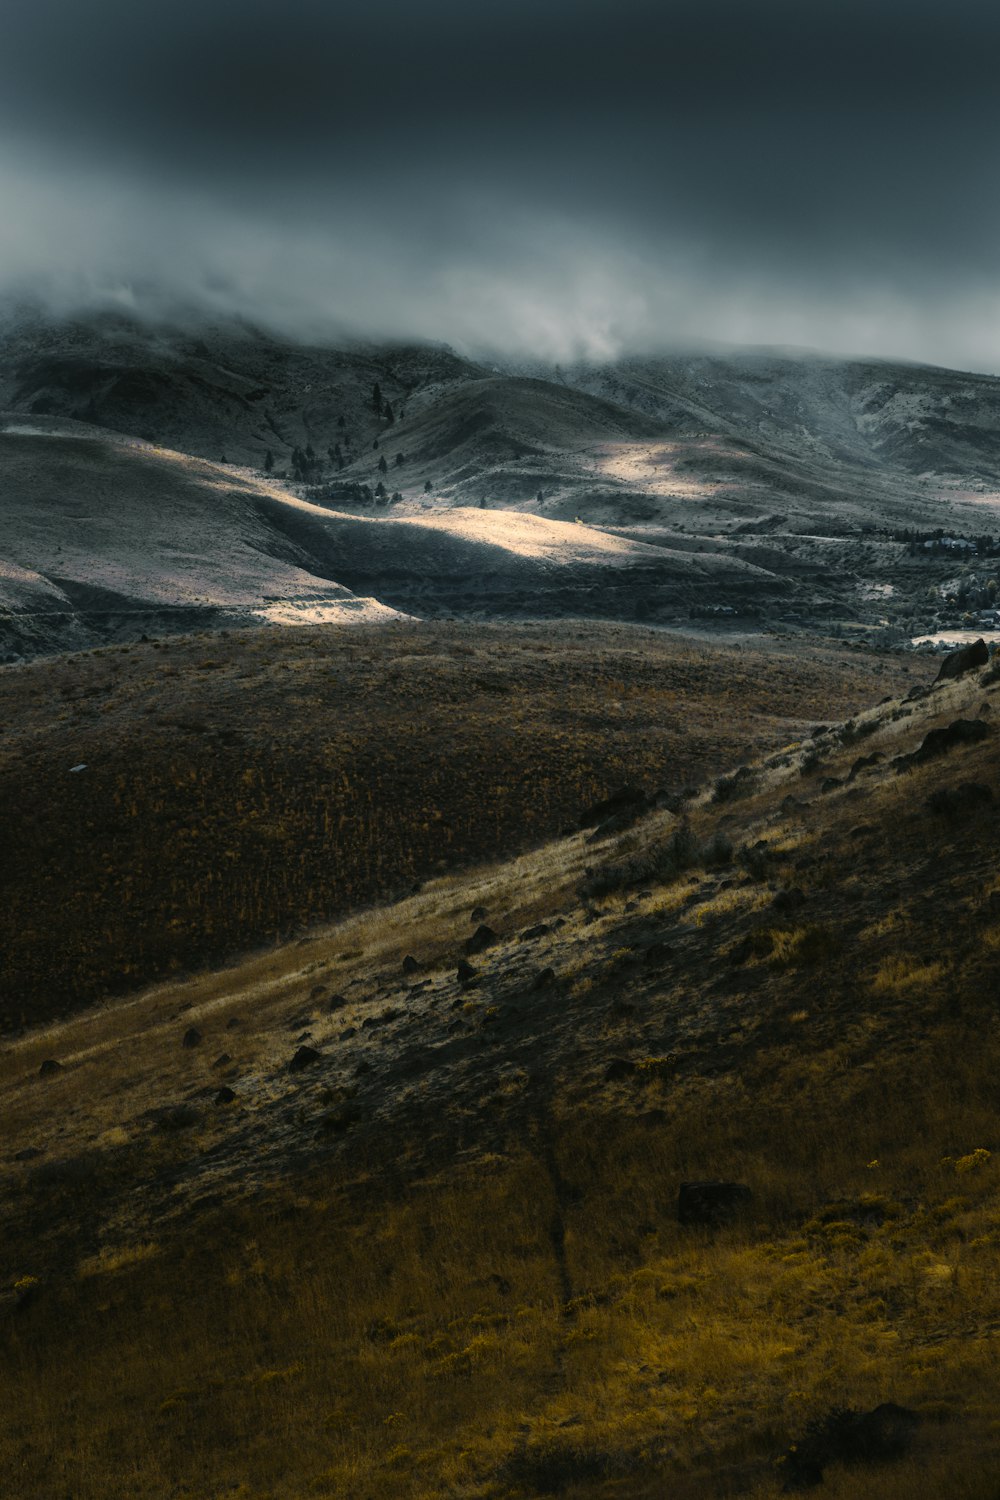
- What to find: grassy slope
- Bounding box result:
[0,622,912,1027]
[4,642,1000,1496]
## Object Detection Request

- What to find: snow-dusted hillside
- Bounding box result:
[0,417,791,658]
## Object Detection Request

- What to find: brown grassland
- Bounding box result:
[3,627,1000,1499]
[0,621,912,1028]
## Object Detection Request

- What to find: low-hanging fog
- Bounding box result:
[3,0,999,369]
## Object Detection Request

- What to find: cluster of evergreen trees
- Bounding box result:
[258,379,414,501]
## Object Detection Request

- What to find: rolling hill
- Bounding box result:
[0,417,797,658]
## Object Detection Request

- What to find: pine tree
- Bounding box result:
[378,454,388,475]
[424,479,432,493]
[383,400,395,424]
[372,382,382,415]
[264,449,274,472]
[395,452,405,467]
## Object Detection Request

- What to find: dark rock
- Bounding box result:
[579,784,649,829]
[318,1106,360,1134]
[465,923,499,954]
[819,776,843,794]
[14,1147,42,1161]
[677,1181,752,1227]
[644,942,673,967]
[361,1009,401,1031]
[771,887,806,916]
[896,717,990,770]
[225,1016,243,1029]
[154,1104,201,1131]
[38,1059,62,1078]
[182,1026,202,1049]
[848,751,883,781]
[456,958,478,986]
[211,1053,232,1069]
[520,923,551,941]
[780,1403,919,1490]
[934,637,989,683]
[326,994,348,1012]
[470,905,487,922]
[904,682,931,702]
[605,1058,638,1082]
[309,984,327,1000]
[214,1087,236,1105]
[288,1045,321,1072]
[926,782,993,818]
[287,1014,313,1030]
[532,967,556,990]
[401,954,422,974]
[339,1027,357,1040]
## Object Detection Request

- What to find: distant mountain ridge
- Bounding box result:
[4,308,1000,657]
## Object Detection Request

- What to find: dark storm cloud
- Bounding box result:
[2,0,1000,364]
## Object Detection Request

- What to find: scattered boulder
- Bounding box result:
[819,776,843,794]
[644,942,673,967]
[466,923,499,955]
[182,1027,202,1049]
[605,1058,637,1082]
[926,782,993,818]
[401,955,422,974]
[326,994,348,1012]
[780,1403,919,1490]
[771,887,806,916]
[225,1016,243,1030]
[37,1059,62,1078]
[456,958,478,986]
[309,983,327,1000]
[713,765,759,804]
[214,1087,236,1106]
[288,1045,321,1073]
[532,966,556,990]
[848,751,883,781]
[470,905,487,923]
[579,784,649,829]
[934,637,989,683]
[521,924,551,941]
[211,1053,232,1070]
[317,1106,360,1135]
[896,717,990,771]
[677,1181,753,1227]
[153,1104,201,1132]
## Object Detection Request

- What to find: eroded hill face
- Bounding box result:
[3,643,1000,1498]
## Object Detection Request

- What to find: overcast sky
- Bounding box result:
[2,0,999,366]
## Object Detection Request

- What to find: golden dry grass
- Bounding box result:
[4,638,1000,1498]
